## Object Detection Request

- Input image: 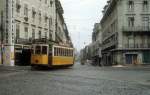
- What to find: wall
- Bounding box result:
[13,0,56,41]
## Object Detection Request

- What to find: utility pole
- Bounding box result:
[0,11,4,64]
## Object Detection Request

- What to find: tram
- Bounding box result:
[31,44,75,67]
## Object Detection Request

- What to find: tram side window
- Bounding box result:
[68,49,70,56]
[66,49,68,56]
[35,46,41,54]
[70,50,72,56]
[42,46,47,54]
[65,49,67,56]
[69,50,71,56]
[55,48,60,56]
[59,48,61,56]
[67,49,69,56]
[71,50,73,56]
[54,47,57,56]
[64,49,66,56]
[67,49,68,56]
[70,50,73,57]
[55,48,57,56]
[62,48,64,56]
[64,49,65,56]
[72,50,74,56]
[57,48,59,56]
[59,48,60,56]
[61,48,63,56]
[56,48,58,56]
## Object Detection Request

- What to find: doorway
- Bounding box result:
[125,54,138,64]
[15,48,31,66]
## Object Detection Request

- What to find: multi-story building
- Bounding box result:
[80,23,102,66]
[101,0,150,65]
[55,0,73,47]
[0,0,72,66]
[91,23,102,65]
[80,45,92,64]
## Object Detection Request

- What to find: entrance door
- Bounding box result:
[15,49,22,65]
[133,54,138,64]
[126,54,137,64]
[126,54,132,64]
[15,49,31,66]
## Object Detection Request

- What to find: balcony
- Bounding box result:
[124,44,150,49]
[122,26,150,33]
[102,32,117,42]
[15,38,31,44]
[102,40,117,50]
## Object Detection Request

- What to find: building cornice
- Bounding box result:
[100,0,118,24]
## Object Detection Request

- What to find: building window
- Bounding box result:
[39,31,41,39]
[45,31,47,38]
[24,27,28,39]
[45,0,47,4]
[32,29,35,39]
[142,17,149,29]
[45,15,48,25]
[128,17,135,27]
[50,1,53,7]
[39,11,42,24]
[49,18,52,27]
[16,0,21,13]
[143,1,149,11]
[128,1,134,11]
[24,4,28,16]
[49,30,52,40]
[128,36,134,48]
[32,7,36,20]
[16,23,20,39]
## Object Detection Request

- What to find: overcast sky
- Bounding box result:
[60,0,107,51]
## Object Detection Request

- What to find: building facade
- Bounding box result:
[101,0,150,65]
[0,0,72,66]
[91,23,102,66]
[80,23,102,66]
[55,0,73,47]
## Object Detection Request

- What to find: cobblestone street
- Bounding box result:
[0,63,150,95]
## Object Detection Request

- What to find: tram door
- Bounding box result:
[21,49,31,65]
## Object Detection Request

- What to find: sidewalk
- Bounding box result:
[0,65,31,72]
[112,63,150,67]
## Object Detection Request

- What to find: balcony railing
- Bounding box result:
[124,44,150,49]
[122,26,150,32]
[102,40,117,50]
[15,38,31,44]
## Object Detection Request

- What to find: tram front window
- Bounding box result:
[35,46,41,54]
[42,46,48,54]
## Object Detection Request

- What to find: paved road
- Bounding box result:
[0,63,150,95]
